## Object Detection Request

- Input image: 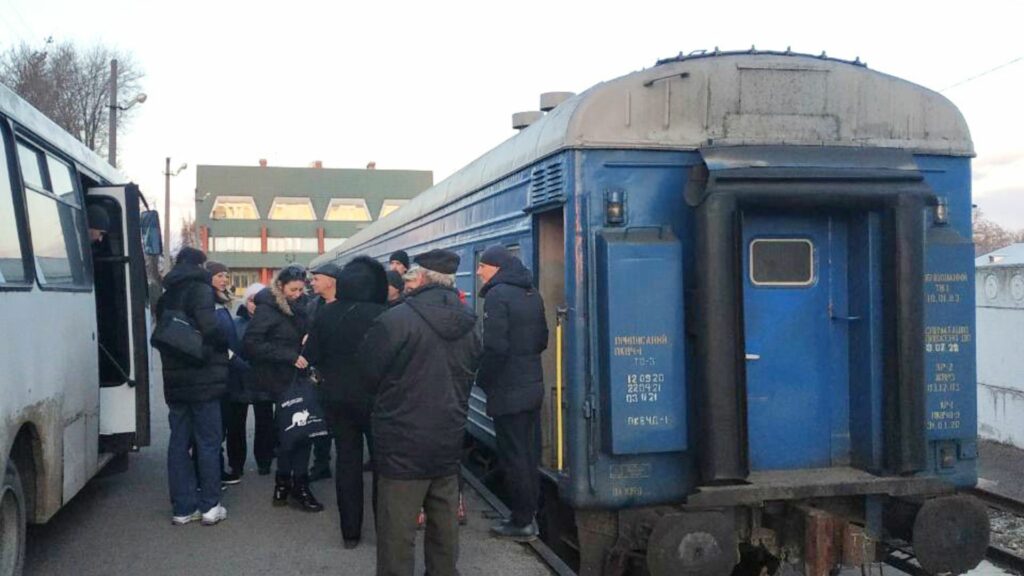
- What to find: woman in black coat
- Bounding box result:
[242,266,322,512]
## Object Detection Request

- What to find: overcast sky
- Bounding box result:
[3,0,1022,231]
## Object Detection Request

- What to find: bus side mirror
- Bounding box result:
[140,211,163,256]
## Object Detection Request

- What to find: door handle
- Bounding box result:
[745,354,761,361]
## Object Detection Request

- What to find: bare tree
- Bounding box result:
[973,209,1020,256]
[0,39,144,160]
[177,216,199,252]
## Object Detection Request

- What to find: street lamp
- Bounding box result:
[107,58,148,167]
[163,158,188,266]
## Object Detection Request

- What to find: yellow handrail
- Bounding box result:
[556,318,564,471]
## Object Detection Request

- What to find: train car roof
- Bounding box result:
[0,83,125,185]
[316,50,972,263]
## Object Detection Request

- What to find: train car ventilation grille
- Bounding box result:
[526,159,566,212]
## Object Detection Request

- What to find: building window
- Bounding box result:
[211,236,261,252]
[229,270,260,295]
[210,196,259,220]
[269,197,316,221]
[378,199,409,219]
[267,237,318,252]
[323,237,347,252]
[324,198,371,222]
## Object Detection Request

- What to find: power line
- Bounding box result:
[941,55,1023,92]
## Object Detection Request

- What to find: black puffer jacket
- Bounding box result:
[156,263,228,403]
[306,256,388,406]
[242,285,309,398]
[360,284,482,480]
[477,258,549,416]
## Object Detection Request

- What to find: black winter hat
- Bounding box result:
[205,260,229,276]
[86,204,110,232]
[389,250,410,269]
[310,262,342,280]
[338,256,388,304]
[479,244,516,269]
[176,246,207,266]
[386,269,404,291]
[414,249,460,274]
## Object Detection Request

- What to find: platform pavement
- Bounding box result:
[978,439,1024,501]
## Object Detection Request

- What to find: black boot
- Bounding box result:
[273,476,291,507]
[290,475,324,512]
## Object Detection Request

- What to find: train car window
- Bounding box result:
[749,239,814,286]
[0,133,28,284]
[16,142,45,190]
[17,140,88,287]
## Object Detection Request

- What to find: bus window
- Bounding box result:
[0,132,28,284]
[17,140,88,287]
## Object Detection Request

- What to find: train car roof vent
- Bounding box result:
[512,111,544,131]
[540,91,575,112]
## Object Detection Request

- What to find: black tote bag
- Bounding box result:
[275,374,329,451]
[151,309,204,364]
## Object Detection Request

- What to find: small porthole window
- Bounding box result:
[749,239,814,286]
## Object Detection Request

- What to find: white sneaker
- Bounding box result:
[201,504,227,526]
[171,510,201,525]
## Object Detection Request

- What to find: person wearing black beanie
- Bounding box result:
[475,244,548,541]
[388,250,410,275]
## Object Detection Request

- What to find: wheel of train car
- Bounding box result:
[646,510,738,576]
[0,460,26,576]
[911,495,989,575]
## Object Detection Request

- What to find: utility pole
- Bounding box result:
[164,157,172,266]
[107,59,118,166]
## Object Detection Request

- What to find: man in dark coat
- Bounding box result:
[360,249,482,576]
[476,245,549,541]
[155,246,229,526]
[307,262,342,482]
[306,256,388,548]
[231,282,275,475]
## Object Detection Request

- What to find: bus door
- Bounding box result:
[87,184,155,452]
[741,211,850,470]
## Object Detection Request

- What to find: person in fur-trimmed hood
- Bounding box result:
[305,255,388,548]
[242,265,323,513]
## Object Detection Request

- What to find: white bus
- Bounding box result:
[0,83,159,576]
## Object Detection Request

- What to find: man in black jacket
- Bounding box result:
[360,249,481,576]
[476,245,548,541]
[305,256,388,549]
[307,262,341,482]
[156,247,230,526]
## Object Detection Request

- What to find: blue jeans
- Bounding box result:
[168,400,223,516]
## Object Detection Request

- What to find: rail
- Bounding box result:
[460,464,577,576]
[966,487,1024,575]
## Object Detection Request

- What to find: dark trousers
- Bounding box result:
[325,401,376,540]
[377,474,459,576]
[311,434,332,474]
[276,440,312,479]
[168,400,222,516]
[223,400,275,472]
[494,409,541,527]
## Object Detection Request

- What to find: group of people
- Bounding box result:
[155,243,549,576]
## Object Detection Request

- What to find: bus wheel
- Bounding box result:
[0,460,26,576]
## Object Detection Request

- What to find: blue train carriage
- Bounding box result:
[312,50,984,576]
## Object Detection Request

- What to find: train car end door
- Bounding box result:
[87,184,152,453]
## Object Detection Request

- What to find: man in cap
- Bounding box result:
[306,262,342,481]
[388,250,410,275]
[360,248,481,576]
[476,244,549,541]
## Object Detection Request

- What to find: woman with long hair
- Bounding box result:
[242,266,323,512]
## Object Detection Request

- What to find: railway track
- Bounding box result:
[966,487,1024,575]
[461,464,578,576]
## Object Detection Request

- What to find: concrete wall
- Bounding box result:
[976,266,1024,447]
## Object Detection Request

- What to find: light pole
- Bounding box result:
[163,158,187,266]
[107,58,147,167]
